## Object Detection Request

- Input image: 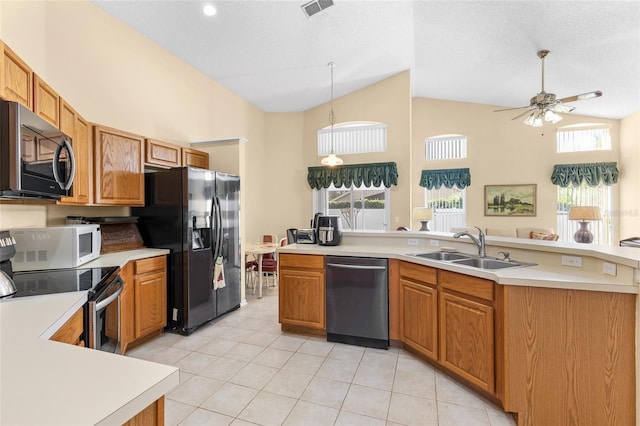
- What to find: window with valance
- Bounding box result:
[550,162,619,187]
[419,168,471,189]
[307,162,398,190]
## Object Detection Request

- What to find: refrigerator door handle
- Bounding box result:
[215,196,223,260]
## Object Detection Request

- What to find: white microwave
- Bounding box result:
[11,225,101,271]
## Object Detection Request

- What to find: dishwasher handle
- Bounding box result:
[326,263,387,270]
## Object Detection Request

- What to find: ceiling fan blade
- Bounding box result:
[549,103,575,113]
[557,91,603,103]
[494,105,530,112]
[511,108,534,120]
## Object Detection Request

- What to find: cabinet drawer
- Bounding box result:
[279,254,324,270]
[135,256,166,275]
[439,270,494,302]
[399,261,437,286]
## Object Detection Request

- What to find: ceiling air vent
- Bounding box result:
[301,0,334,18]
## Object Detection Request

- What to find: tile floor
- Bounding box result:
[126,288,517,426]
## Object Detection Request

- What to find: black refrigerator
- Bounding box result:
[132,167,241,335]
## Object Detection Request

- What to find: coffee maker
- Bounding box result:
[316,215,342,246]
[0,230,17,298]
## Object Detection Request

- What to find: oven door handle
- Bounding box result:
[94,277,123,311]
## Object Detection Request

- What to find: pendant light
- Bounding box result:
[321,62,343,166]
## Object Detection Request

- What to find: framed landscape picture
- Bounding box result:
[484,184,536,216]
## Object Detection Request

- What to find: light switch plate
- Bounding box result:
[407,238,419,246]
[429,239,439,247]
[603,262,617,276]
[561,255,583,267]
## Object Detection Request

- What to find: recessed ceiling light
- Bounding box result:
[203,4,216,16]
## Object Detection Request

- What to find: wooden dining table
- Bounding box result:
[245,242,278,298]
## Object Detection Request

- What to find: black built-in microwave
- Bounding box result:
[0,100,75,200]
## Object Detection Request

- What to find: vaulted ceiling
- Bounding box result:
[93,0,640,120]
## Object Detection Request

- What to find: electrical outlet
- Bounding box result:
[603,262,617,276]
[394,216,399,224]
[172,308,178,322]
[407,238,419,246]
[561,255,583,267]
[429,239,439,247]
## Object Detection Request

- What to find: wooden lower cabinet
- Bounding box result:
[438,270,496,394]
[123,396,165,426]
[399,261,438,360]
[279,254,325,332]
[121,256,167,354]
[50,307,85,347]
[503,285,635,426]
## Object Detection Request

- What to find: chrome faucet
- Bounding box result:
[453,226,486,257]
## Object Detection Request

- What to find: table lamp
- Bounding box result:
[413,207,433,231]
[568,206,601,243]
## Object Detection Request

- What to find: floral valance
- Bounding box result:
[307,162,398,190]
[419,168,471,189]
[550,162,619,188]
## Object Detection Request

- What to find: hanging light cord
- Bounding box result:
[329,61,335,154]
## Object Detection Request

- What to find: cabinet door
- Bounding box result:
[33,74,60,127]
[58,102,90,204]
[120,262,135,354]
[50,308,84,347]
[145,138,181,168]
[182,147,209,169]
[0,41,32,108]
[439,291,494,393]
[134,270,167,338]
[400,278,438,360]
[279,268,325,330]
[94,125,144,205]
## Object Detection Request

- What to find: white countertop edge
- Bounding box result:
[340,230,640,268]
[279,244,639,294]
[97,369,180,426]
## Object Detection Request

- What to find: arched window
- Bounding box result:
[317,121,387,155]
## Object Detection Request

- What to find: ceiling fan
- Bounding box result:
[495,50,602,127]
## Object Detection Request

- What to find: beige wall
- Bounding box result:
[619,111,640,238]
[302,71,413,229]
[411,98,621,236]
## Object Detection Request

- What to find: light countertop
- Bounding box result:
[0,248,178,426]
[279,235,639,294]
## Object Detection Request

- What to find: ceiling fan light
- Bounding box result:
[321,153,343,166]
[544,110,563,123]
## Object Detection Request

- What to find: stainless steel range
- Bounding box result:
[9,266,123,353]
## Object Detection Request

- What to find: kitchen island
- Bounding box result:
[278,231,640,426]
[0,248,178,426]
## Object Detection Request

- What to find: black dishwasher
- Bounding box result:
[325,256,389,349]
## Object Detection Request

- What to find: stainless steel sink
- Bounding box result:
[450,257,535,270]
[409,252,472,261]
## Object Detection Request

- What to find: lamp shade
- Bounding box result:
[568,206,601,221]
[413,207,433,221]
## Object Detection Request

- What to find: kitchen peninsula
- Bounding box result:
[278,231,640,426]
[0,248,178,426]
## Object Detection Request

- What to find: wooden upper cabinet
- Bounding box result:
[182,147,209,169]
[94,124,144,206]
[33,74,60,127]
[59,101,90,205]
[0,41,33,108]
[145,138,182,168]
